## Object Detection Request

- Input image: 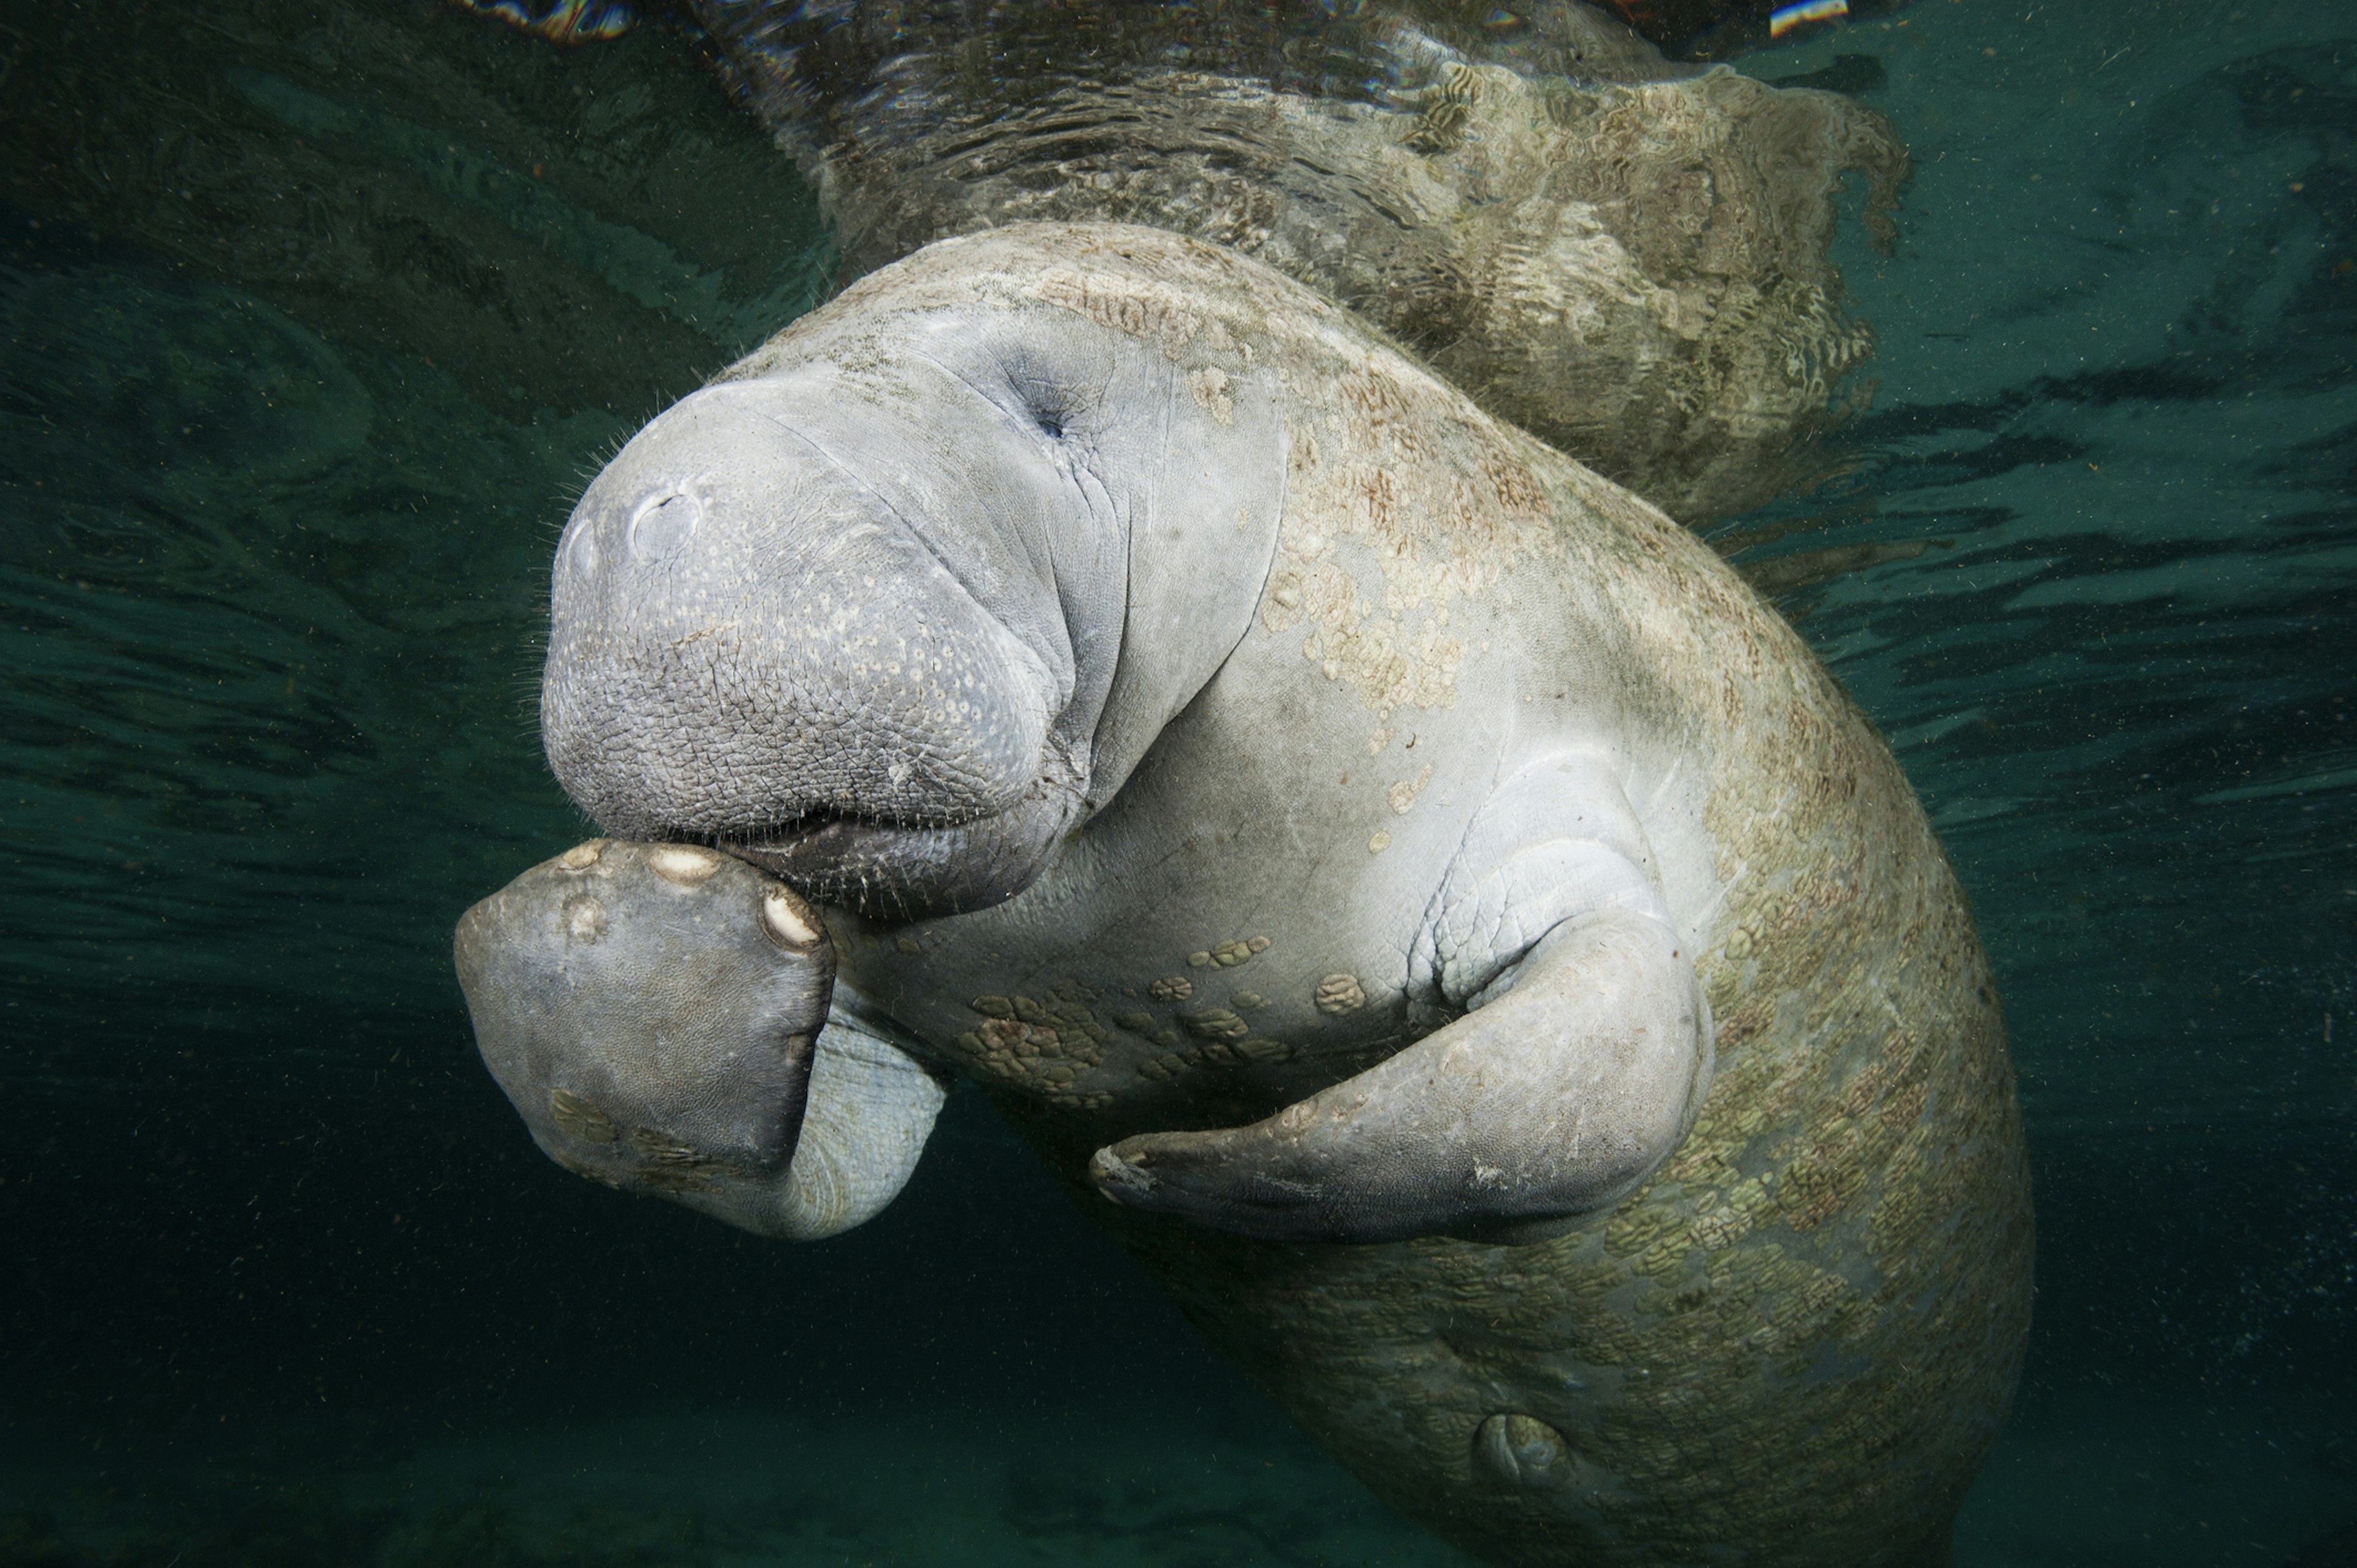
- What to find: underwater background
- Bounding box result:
[1,0,2351,1562]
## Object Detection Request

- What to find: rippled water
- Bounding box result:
[2,1,2351,1564]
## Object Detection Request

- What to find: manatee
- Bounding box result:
[460,223,2032,1564]
[681,0,1906,522]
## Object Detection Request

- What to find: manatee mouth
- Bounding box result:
[719,746,1087,922]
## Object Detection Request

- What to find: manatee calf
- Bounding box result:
[462,223,2031,1564]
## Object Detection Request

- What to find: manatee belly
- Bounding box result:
[1015,767,2032,1567]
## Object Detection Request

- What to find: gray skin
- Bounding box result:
[470,224,2032,1564]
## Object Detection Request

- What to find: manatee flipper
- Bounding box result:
[1091,752,1713,1243]
[771,997,950,1240]
[454,838,946,1241]
[1091,908,1708,1242]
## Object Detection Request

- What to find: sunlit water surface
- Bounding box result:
[2,1,2352,1564]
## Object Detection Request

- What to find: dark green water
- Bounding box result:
[1,1,2352,1563]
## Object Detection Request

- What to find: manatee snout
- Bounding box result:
[453,839,835,1229]
[537,377,1097,919]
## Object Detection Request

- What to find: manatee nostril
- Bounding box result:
[627,489,703,562]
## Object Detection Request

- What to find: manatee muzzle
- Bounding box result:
[540,382,1083,920]
[453,839,835,1221]
[721,730,1088,920]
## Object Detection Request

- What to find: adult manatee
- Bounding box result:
[458,223,2031,1566]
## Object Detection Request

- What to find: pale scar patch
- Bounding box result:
[1258,374,1557,724]
[1137,1033,1294,1081]
[1314,974,1367,1014]
[1187,365,1236,424]
[1387,764,1434,816]
[959,981,1117,1110]
[1186,936,1269,970]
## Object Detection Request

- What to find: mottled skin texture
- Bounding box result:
[481,225,2030,1565]
[1023,546,2030,1562]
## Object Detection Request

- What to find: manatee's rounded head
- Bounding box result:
[541,365,1111,921]
[453,838,835,1232]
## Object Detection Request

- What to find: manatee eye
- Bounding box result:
[1013,376,1072,441]
[628,489,704,562]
